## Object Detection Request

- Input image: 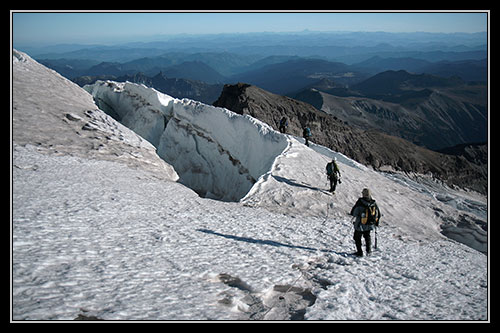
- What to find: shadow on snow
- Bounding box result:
[197,228,342,254]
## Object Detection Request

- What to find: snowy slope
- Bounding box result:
[12,49,178,182]
[12,50,488,321]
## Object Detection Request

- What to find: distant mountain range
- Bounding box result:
[32,30,487,88]
[25,30,487,158]
[21,30,486,64]
[64,55,487,152]
[352,56,487,82]
[40,53,487,114]
[65,63,486,154]
[39,51,487,88]
[229,58,368,95]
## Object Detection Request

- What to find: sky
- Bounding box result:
[12,11,488,46]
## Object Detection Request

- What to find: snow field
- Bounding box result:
[13,144,487,320]
[242,137,473,245]
[11,145,328,320]
[12,50,178,182]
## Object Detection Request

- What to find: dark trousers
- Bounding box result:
[354,230,371,254]
[329,175,338,192]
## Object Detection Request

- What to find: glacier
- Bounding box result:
[12,50,488,321]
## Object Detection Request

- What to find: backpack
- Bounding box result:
[360,202,379,225]
[326,161,339,176]
[326,162,333,175]
[303,127,311,137]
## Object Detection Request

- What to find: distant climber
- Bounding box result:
[349,188,381,257]
[303,126,312,146]
[326,157,341,193]
[279,117,288,134]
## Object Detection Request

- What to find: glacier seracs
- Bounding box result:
[85,80,288,202]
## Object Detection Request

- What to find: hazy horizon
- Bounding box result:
[12,11,488,47]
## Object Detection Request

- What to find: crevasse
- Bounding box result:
[84,81,288,202]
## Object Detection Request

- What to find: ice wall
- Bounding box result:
[85,81,288,201]
[85,81,175,148]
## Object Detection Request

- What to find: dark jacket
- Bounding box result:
[326,161,340,178]
[279,117,288,127]
[350,197,380,232]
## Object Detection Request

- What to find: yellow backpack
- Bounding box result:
[361,205,379,225]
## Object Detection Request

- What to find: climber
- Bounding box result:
[303,126,312,146]
[326,157,341,193]
[279,116,288,134]
[349,188,381,257]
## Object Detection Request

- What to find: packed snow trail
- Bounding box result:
[12,50,488,320]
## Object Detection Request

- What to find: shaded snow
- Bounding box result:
[12,50,488,321]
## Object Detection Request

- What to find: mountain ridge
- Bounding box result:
[290,70,487,151]
[213,83,487,194]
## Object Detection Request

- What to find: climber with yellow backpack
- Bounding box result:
[349,188,381,257]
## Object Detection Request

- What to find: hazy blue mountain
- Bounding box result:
[419,58,487,82]
[26,30,487,158]
[352,56,433,74]
[158,61,227,84]
[351,70,464,100]
[230,58,368,95]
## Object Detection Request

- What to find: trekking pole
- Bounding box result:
[349,215,355,226]
[374,213,382,250]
